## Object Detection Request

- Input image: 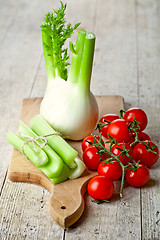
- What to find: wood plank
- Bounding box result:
[0,0,43,190]
[92,0,138,109]
[0,0,21,194]
[0,0,19,43]
[136,0,160,239]
[0,181,63,240]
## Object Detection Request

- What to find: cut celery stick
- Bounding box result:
[69,157,86,180]
[7,132,48,167]
[29,115,78,169]
[17,121,64,178]
[40,160,63,179]
[50,164,70,184]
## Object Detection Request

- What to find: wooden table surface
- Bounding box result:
[0,0,160,239]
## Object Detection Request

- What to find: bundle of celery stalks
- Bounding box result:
[7,115,85,184]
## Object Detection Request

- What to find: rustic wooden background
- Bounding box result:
[0,0,160,239]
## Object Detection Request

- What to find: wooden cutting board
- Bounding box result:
[7,95,124,228]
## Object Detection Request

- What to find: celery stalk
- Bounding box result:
[50,164,70,184]
[40,161,64,179]
[29,115,78,169]
[7,132,48,167]
[17,121,64,178]
[69,157,86,180]
[51,158,86,183]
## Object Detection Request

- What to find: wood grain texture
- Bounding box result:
[0,0,160,239]
[136,1,160,239]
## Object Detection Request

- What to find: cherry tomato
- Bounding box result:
[133,140,159,167]
[125,165,150,187]
[97,160,122,181]
[111,143,133,166]
[98,114,119,138]
[83,146,107,170]
[128,133,135,146]
[123,108,148,132]
[129,132,151,148]
[82,135,105,152]
[133,132,151,141]
[87,175,114,200]
[107,119,131,143]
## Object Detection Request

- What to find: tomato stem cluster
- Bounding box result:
[105,134,119,151]
[142,141,159,155]
[91,135,130,197]
[126,160,142,172]
[97,119,111,131]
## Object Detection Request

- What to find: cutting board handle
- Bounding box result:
[48,170,96,228]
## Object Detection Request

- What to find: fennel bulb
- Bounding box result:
[40,77,98,140]
[40,2,99,140]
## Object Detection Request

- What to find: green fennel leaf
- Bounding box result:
[41,1,80,80]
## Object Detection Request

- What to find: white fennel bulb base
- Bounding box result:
[40,78,99,140]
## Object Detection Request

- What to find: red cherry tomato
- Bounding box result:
[107,119,131,143]
[97,160,122,181]
[129,132,151,148]
[128,133,135,146]
[123,108,148,132]
[98,114,119,138]
[82,135,105,152]
[133,140,159,167]
[83,146,107,170]
[125,165,150,187]
[111,143,133,166]
[87,175,114,200]
[133,132,151,141]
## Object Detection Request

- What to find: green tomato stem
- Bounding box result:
[119,109,126,119]
[94,138,127,197]
[120,165,125,198]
